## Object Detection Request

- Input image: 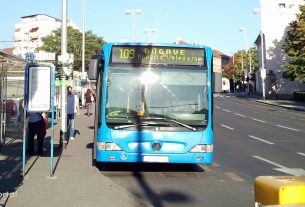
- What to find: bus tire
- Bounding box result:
[92,158,96,166]
[92,138,97,166]
[95,161,104,170]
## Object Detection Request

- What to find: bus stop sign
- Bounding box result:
[26,64,53,112]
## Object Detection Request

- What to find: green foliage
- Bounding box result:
[39,27,105,71]
[223,47,258,83]
[282,5,305,83]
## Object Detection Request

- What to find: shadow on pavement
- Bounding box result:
[96,159,203,207]
[98,162,197,207]
[52,146,63,176]
[97,162,205,172]
[0,135,63,199]
[0,140,23,205]
[86,142,93,149]
[131,171,192,207]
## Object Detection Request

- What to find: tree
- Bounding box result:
[39,27,105,71]
[282,5,305,82]
[223,47,258,84]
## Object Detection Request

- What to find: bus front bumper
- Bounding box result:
[96,150,213,164]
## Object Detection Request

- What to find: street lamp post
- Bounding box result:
[143,28,156,43]
[231,52,235,93]
[239,27,250,94]
[254,4,266,100]
[125,9,142,43]
[60,0,68,145]
[81,0,86,108]
[249,48,252,74]
[59,0,74,147]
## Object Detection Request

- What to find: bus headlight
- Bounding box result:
[97,142,123,151]
[189,144,213,153]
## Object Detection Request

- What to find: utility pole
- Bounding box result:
[232,53,235,93]
[58,0,73,147]
[254,2,266,100]
[81,0,86,108]
[239,27,250,95]
[259,1,266,100]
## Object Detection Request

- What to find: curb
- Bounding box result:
[255,100,305,112]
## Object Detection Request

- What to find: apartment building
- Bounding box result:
[13,14,79,58]
[255,0,305,98]
[213,50,229,93]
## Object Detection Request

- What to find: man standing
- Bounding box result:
[67,86,80,140]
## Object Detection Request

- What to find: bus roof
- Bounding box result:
[108,42,211,50]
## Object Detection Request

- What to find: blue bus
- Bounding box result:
[89,43,213,164]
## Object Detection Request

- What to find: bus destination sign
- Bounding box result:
[111,46,206,66]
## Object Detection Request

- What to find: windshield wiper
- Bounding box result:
[144,114,197,131]
[113,122,156,130]
[108,115,138,119]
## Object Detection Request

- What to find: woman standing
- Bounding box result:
[85,89,94,116]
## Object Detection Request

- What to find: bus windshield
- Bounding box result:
[106,65,208,129]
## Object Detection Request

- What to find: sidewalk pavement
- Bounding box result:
[234,92,305,112]
[0,111,150,207]
[255,99,305,111]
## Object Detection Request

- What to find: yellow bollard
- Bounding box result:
[255,176,305,206]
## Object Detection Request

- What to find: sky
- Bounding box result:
[0,0,261,55]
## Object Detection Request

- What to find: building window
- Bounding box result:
[279,3,286,9]
[29,27,39,33]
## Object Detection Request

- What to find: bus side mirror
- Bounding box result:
[88,54,103,80]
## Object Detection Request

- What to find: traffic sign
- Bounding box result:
[25,52,36,62]
[261,68,266,79]
[25,52,56,62]
[35,52,55,61]
[23,62,56,178]
[58,53,74,76]
[27,65,52,112]
[55,80,74,87]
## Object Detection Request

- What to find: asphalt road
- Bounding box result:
[99,94,305,207]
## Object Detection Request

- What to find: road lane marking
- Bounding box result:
[225,172,245,182]
[276,125,299,132]
[212,161,221,167]
[248,135,274,145]
[215,106,220,109]
[220,124,234,130]
[253,155,305,176]
[297,152,305,157]
[251,118,266,123]
[234,113,246,117]
[252,155,286,168]
[222,109,231,112]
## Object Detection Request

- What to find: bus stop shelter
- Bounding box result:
[0,50,27,151]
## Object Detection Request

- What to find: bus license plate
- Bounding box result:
[143,156,169,163]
